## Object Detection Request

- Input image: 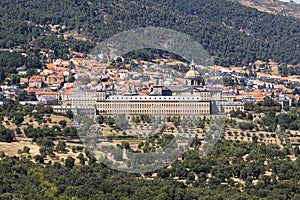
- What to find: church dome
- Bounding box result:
[184,65,201,79]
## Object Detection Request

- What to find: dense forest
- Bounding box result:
[0,140,299,199]
[0,0,299,66]
[0,99,300,199]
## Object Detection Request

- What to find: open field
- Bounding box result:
[2,114,71,133]
[0,140,85,165]
[0,141,40,157]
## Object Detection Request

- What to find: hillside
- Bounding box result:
[0,0,299,67]
[237,0,300,19]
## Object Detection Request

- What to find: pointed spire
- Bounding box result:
[191,58,195,66]
[190,59,196,70]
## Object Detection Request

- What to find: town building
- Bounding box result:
[55,63,244,116]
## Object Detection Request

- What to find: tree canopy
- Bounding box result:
[0,0,299,66]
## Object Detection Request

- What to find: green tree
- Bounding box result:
[65,109,73,119]
[96,115,105,124]
[34,154,44,164]
[65,156,75,168]
[16,127,22,135]
[105,116,115,126]
[14,114,24,125]
[252,134,258,144]
[58,120,67,128]
[23,146,30,154]
[121,141,130,150]
[0,126,15,142]
[77,153,85,165]
[0,151,5,159]
[56,141,67,153]
[294,146,300,157]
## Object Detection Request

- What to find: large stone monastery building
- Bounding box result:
[55,63,244,116]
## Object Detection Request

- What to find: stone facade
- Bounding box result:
[56,64,244,116]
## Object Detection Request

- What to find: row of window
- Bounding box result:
[98,103,210,109]
[225,106,244,110]
[110,109,210,114]
[110,96,210,100]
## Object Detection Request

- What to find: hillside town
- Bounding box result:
[2,0,300,198]
[2,55,300,114]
